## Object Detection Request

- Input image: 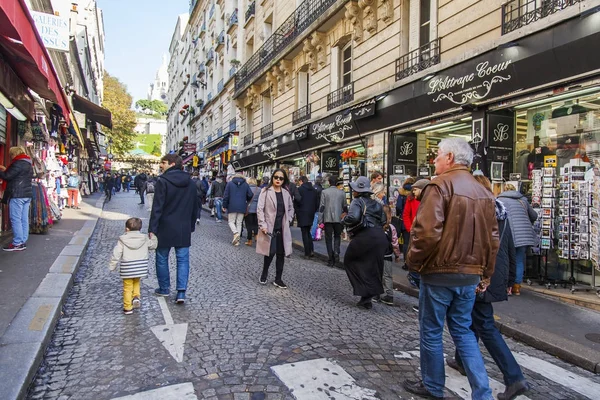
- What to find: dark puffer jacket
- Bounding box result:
[0,158,33,202]
[497,190,537,248]
[222,175,253,213]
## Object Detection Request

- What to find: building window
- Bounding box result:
[246,107,253,138]
[341,43,352,87]
[262,92,272,125]
[296,69,310,109]
[420,0,431,48]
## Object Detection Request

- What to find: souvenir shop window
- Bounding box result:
[366,133,386,181]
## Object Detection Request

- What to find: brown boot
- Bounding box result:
[245,239,252,246]
[512,284,521,296]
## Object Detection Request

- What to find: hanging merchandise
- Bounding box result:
[30,181,54,234]
[558,164,590,260]
[530,169,544,255]
[590,166,600,273]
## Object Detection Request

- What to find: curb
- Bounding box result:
[0,197,104,400]
[520,285,600,312]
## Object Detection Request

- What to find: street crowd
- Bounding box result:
[105,137,540,400]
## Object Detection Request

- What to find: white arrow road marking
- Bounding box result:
[150,296,188,363]
[110,382,197,399]
[271,358,379,400]
[514,352,600,400]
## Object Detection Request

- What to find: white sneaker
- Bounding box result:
[232,233,240,245]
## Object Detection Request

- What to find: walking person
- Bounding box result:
[223,172,254,245]
[342,176,388,310]
[135,171,148,205]
[149,154,198,304]
[296,176,319,258]
[108,218,158,314]
[125,173,132,192]
[403,178,430,289]
[374,205,401,306]
[245,177,261,246]
[211,175,226,223]
[319,176,347,266]
[256,169,294,288]
[497,184,537,295]
[446,175,531,400]
[192,172,207,224]
[105,173,114,202]
[0,146,33,251]
[403,138,499,400]
[66,169,81,209]
[395,177,415,270]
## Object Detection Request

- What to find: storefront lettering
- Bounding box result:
[427,60,513,106]
[311,113,354,143]
[261,143,279,160]
[398,141,414,156]
[493,123,509,142]
[325,156,337,168]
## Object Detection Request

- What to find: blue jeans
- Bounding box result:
[155,247,190,292]
[455,302,525,387]
[9,198,31,245]
[419,282,492,400]
[515,246,527,284]
[215,197,223,221]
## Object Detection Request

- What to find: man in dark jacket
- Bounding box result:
[222,173,253,245]
[192,172,207,224]
[135,172,148,205]
[404,138,499,400]
[296,176,319,258]
[319,176,347,266]
[149,154,198,304]
[0,147,33,251]
[211,175,227,222]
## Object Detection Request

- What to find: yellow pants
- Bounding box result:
[123,278,141,310]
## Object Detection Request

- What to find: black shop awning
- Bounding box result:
[72,94,113,129]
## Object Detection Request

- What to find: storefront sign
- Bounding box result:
[184,143,197,152]
[104,161,112,171]
[487,114,514,151]
[229,133,239,150]
[544,155,557,167]
[261,141,279,160]
[310,112,356,144]
[31,11,69,52]
[419,166,430,177]
[352,103,375,120]
[392,132,418,165]
[472,118,484,143]
[393,165,405,175]
[321,151,340,173]
[293,126,308,140]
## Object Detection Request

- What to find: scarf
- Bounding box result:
[1,154,31,192]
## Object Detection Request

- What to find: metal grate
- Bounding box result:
[199,63,206,75]
[243,134,252,146]
[229,118,236,132]
[292,104,311,125]
[206,48,215,65]
[245,1,255,22]
[395,39,440,81]
[501,0,581,34]
[228,9,238,30]
[217,31,225,48]
[261,122,274,139]
[327,83,354,111]
[216,127,223,137]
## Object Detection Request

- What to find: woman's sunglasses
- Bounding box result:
[273,175,284,181]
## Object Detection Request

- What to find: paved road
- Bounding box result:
[26,192,600,400]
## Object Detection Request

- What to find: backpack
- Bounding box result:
[67,175,79,188]
[195,179,207,199]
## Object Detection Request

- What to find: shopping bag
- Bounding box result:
[315,227,323,241]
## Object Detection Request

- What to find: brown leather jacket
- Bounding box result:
[406,165,499,278]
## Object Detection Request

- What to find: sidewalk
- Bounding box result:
[289,226,600,374]
[0,193,104,400]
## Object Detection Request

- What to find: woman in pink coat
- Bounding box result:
[256,168,295,288]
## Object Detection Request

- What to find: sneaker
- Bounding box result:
[380,295,394,305]
[154,288,169,296]
[175,291,185,304]
[132,296,141,309]
[3,243,25,252]
[412,305,419,313]
[407,273,419,288]
[356,299,373,310]
[259,277,267,285]
[403,379,443,399]
[372,296,381,303]
[232,233,240,245]
[196,219,200,225]
[123,309,133,315]
[273,280,287,289]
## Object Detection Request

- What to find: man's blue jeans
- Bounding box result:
[455,302,526,387]
[155,247,190,292]
[215,197,223,221]
[419,282,492,400]
[10,197,31,245]
[515,246,527,284]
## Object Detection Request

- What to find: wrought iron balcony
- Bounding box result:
[228,9,238,33]
[199,63,206,76]
[216,31,225,51]
[395,39,440,81]
[191,74,199,88]
[235,0,338,94]
[217,79,224,93]
[501,0,580,35]
[243,134,252,146]
[217,127,223,137]
[229,118,236,132]
[327,83,354,111]
[292,104,311,125]
[261,122,274,139]
[209,4,216,20]
[206,49,215,65]
[245,1,255,23]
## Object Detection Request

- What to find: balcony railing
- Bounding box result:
[217,127,223,137]
[228,9,238,32]
[199,63,206,76]
[217,79,224,93]
[501,0,580,34]
[216,30,225,50]
[206,49,215,65]
[229,118,236,132]
[327,83,354,111]
[292,104,311,125]
[395,39,440,81]
[243,134,252,146]
[261,122,274,139]
[245,1,255,22]
[235,0,338,94]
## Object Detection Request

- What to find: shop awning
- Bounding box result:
[202,133,230,151]
[0,0,71,119]
[72,94,113,129]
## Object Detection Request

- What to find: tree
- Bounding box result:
[135,99,167,115]
[103,72,137,155]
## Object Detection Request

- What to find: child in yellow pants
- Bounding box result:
[109,217,158,314]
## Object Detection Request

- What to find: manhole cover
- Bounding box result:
[585,333,600,344]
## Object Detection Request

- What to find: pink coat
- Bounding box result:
[256,187,295,256]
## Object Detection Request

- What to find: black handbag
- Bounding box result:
[346,199,368,236]
[208,197,215,208]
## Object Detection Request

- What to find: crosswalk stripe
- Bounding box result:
[514,352,600,400]
[110,382,197,400]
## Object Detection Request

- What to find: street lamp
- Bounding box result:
[108,137,113,160]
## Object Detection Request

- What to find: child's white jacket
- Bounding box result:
[109,231,158,279]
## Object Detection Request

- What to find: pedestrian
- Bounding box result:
[395,177,415,270]
[135,171,148,205]
[403,178,430,289]
[310,175,325,238]
[372,182,388,205]
[200,175,209,198]
[256,168,294,288]
[446,174,531,400]
[125,173,132,192]
[403,137,499,400]
[211,175,226,222]
[66,169,81,209]
[259,175,269,188]
[0,146,33,252]
[114,173,121,192]
[370,171,383,191]
[342,176,388,310]
[108,217,158,314]
[319,176,347,266]
[149,154,198,304]
[98,173,105,193]
[192,172,206,224]
[111,173,118,195]
[497,183,537,295]
[245,177,261,246]
[105,174,114,201]
[296,176,319,258]
[374,205,400,306]
[222,172,254,245]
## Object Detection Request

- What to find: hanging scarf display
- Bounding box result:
[30,181,55,234]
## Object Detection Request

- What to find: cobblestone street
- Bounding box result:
[26,192,600,400]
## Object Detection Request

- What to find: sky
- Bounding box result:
[98,0,189,103]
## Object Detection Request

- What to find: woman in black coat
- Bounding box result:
[296,176,319,257]
[447,176,530,400]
